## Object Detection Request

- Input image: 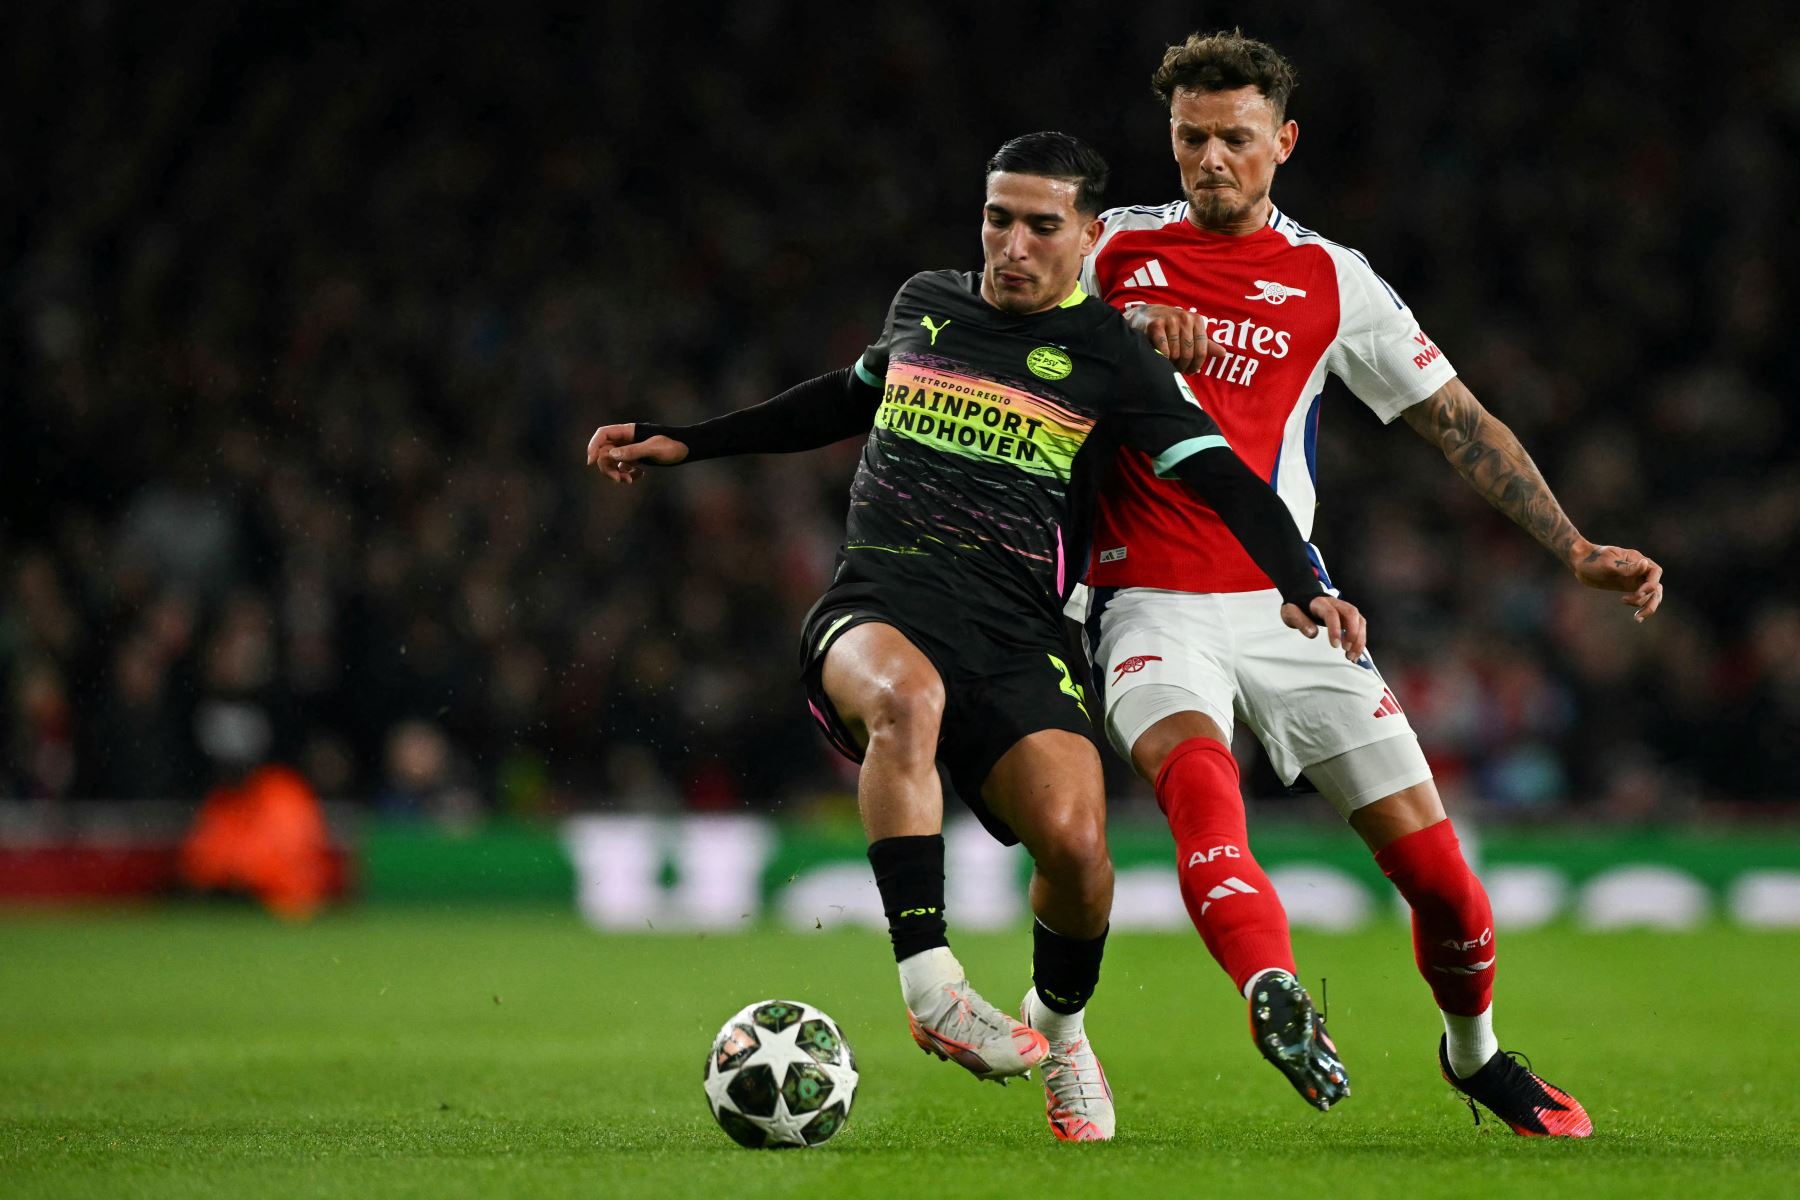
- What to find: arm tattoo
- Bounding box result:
[1401,380,1581,563]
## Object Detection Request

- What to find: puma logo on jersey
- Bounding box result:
[1245,279,1307,305]
[1125,259,1170,288]
[1112,654,1163,683]
[920,316,951,345]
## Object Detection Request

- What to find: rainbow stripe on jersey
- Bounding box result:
[874,355,1093,479]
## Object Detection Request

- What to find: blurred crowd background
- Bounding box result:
[6,1,1797,827]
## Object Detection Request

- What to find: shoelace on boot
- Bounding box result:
[1041,1039,1108,1105]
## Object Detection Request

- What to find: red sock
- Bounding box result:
[1374,819,1495,1016]
[1156,738,1296,992]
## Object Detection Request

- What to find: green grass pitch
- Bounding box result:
[3,910,1796,1198]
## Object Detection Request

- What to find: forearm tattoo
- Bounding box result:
[1403,382,1580,562]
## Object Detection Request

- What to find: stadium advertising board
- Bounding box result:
[458,817,1800,933]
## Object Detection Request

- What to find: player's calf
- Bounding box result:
[1156,737,1299,989]
[1016,805,1112,938]
[1374,818,1501,1073]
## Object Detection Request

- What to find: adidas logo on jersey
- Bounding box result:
[1245,279,1307,305]
[1126,259,1169,289]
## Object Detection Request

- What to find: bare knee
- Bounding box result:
[859,677,944,765]
[1349,780,1447,852]
[1029,806,1112,937]
[1130,710,1230,782]
[1028,804,1111,883]
[822,624,945,765]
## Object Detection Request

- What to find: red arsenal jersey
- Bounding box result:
[1081,201,1457,592]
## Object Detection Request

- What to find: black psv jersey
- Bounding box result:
[834,269,1230,645]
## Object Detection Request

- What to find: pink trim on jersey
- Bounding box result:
[1055,524,1065,596]
[1082,203,1454,594]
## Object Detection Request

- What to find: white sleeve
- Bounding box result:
[1325,247,1457,424]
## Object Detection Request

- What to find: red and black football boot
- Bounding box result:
[1249,971,1350,1111]
[1438,1037,1593,1137]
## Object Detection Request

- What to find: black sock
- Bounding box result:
[867,835,949,963]
[1033,919,1108,1014]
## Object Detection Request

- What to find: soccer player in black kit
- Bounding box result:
[588,133,1363,1142]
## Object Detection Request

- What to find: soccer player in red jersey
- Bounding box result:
[1075,31,1664,1135]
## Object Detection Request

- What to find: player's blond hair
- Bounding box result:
[1151,29,1297,121]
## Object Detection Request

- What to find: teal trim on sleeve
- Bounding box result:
[1152,434,1231,478]
[854,360,883,388]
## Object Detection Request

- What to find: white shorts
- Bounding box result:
[1085,586,1431,816]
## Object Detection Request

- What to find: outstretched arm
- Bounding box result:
[1400,376,1664,620]
[586,366,882,484]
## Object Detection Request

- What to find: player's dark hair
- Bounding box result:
[1151,29,1297,121]
[985,132,1109,216]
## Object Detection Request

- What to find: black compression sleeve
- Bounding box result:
[1167,446,1326,608]
[635,367,881,462]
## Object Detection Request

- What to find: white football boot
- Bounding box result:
[1021,988,1115,1141]
[905,976,1048,1083]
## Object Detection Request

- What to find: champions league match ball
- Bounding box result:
[702,999,859,1149]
